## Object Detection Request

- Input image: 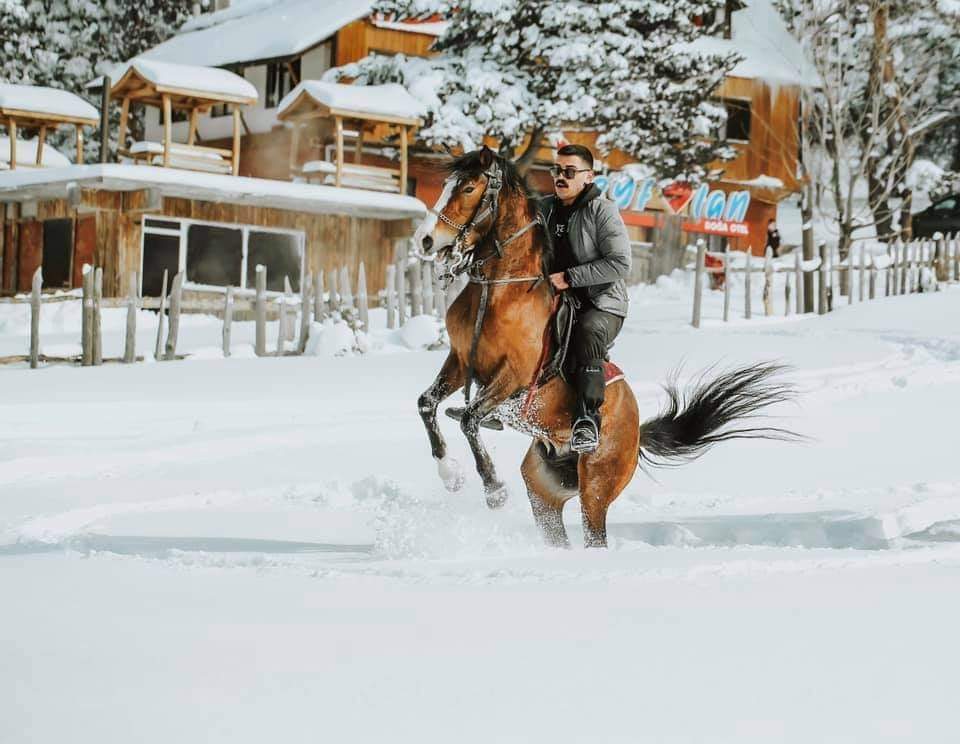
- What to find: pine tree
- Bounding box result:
[330,0,741,182]
[0,0,199,162]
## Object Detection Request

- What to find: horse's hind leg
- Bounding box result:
[521,442,578,548]
[418,352,465,492]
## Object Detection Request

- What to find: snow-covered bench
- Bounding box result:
[301,160,401,193]
[122,141,234,175]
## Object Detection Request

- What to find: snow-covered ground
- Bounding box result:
[3,274,960,743]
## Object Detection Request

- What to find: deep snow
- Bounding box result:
[2,274,960,743]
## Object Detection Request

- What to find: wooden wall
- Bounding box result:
[3,193,412,298]
[335,20,435,66]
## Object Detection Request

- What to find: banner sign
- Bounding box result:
[593,172,751,237]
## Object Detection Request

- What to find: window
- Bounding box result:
[265,60,300,108]
[42,218,73,289]
[141,217,304,296]
[721,98,751,142]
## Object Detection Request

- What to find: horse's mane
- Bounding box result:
[444,150,553,270]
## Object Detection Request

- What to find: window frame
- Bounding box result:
[719,96,752,144]
[140,216,305,296]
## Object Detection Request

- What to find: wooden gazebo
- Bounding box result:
[277,81,423,193]
[110,59,258,175]
[0,84,99,169]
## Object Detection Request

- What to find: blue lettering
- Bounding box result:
[634,178,654,212]
[593,175,609,195]
[724,191,751,222]
[705,191,726,220]
[609,174,636,210]
[691,184,709,220]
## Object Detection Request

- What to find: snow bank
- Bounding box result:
[0,137,71,168]
[0,83,99,122]
[278,80,425,121]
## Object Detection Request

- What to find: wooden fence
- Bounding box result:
[690,232,960,328]
[1,251,456,368]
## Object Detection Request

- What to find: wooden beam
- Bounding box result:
[335,116,344,188]
[231,107,241,176]
[76,125,84,164]
[162,94,172,168]
[286,60,301,87]
[188,108,199,146]
[289,121,301,177]
[118,97,130,153]
[400,126,409,195]
[8,118,16,170]
[35,126,46,166]
[354,124,363,164]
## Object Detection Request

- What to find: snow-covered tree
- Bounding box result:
[0,0,200,162]
[328,0,742,183]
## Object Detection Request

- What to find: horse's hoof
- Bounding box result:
[436,455,465,493]
[485,485,509,510]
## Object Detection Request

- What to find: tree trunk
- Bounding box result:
[801,177,816,313]
[514,126,545,175]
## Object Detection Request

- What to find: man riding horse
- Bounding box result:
[541,144,632,454]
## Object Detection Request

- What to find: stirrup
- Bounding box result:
[444,406,505,431]
[571,416,599,454]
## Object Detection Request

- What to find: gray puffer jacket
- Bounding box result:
[540,186,631,317]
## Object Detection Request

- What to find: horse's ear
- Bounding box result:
[479,146,494,169]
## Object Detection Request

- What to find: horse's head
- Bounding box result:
[414,146,529,274]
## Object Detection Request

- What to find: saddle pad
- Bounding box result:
[604,361,625,386]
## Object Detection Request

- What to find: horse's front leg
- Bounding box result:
[459,364,519,509]
[418,352,466,492]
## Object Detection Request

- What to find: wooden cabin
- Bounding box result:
[0,84,99,169]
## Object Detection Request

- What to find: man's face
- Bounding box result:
[553,155,594,203]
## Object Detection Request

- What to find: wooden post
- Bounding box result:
[410,259,423,316]
[421,261,434,317]
[794,248,803,314]
[340,266,353,309]
[283,276,296,342]
[231,107,241,175]
[82,265,94,365]
[162,94,172,168]
[99,77,110,163]
[36,125,46,166]
[935,235,947,283]
[154,269,168,361]
[314,270,326,322]
[7,118,16,169]
[118,97,130,154]
[329,267,340,312]
[763,247,774,316]
[76,125,84,164]
[223,286,234,358]
[357,262,369,331]
[30,267,41,369]
[722,246,731,322]
[397,255,407,325]
[277,279,289,355]
[255,265,266,356]
[952,233,959,281]
[744,249,752,320]
[859,245,866,302]
[869,266,877,300]
[892,241,901,295]
[818,242,828,315]
[691,239,705,328]
[298,273,312,353]
[93,267,103,365]
[847,252,853,306]
[289,122,301,178]
[188,108,199,146]
[335,116,344,188]
[386,264,397,329]
[163,271,183,361]
[354,123,363,164]
[123,271,137,364]
[400,126,409,194]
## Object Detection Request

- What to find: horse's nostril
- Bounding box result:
[422,235,434,252]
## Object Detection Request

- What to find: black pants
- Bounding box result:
[570,307,624,422]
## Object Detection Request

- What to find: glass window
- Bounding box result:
[246,231,301,292]
[186,224,243,288]
[142,233,180,297]
[723,99,751,142]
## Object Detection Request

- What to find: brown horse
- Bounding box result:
[415,148,794,548]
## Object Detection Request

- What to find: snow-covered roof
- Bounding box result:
[0,164,425,221]
[0,84,99,125]
[278,81,425,123]
[370,18,448,36]
[0,138,71,168]
[141,0,375,69]
[689,0,818,87]
[111,59,258,104]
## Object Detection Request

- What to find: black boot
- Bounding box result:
[571,363,604,454]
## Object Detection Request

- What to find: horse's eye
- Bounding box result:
[463,186,476,194]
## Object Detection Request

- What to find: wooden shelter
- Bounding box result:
[277,81,423,194]
[110,59,258,176]
[0,84,99,169]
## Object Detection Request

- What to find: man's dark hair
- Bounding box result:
[556,144,594,169]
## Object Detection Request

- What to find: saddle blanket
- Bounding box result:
[604,361,625,386]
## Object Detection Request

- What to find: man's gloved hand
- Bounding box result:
[549,272,570,290]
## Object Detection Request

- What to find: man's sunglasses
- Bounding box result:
[549,165,593,179]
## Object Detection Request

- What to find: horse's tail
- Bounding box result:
[638,362,799,469]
